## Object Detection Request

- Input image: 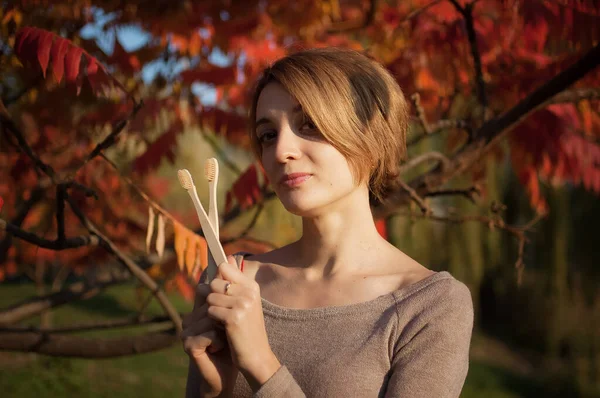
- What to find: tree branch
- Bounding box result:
[372,42,600,218]
[221,203,265,245]
[399,180,431,214]
[0,218,99,250]
[65,196,183,333]
[0,272,131,325]
[394,205,545,281]
[451,1,488,120]
[0,113,56,180]
[399,151,451,174]
[0,327,178,358]
[56,184,66,242]
[0,314,175,334]
[548,87,600,104]
[0,186,45,263]
[407,118,470,147]
[423,186,480,203]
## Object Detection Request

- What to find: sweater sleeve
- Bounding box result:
[253,365,306,398]
[386,279,474,398]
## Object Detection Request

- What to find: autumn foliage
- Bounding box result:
[0,0,599,358]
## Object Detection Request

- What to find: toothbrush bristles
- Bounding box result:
[177,169,194,190]
[204,158,217,182]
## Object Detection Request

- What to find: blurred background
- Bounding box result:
[0,1,599,397]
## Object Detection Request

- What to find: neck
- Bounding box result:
[293,189,387,280]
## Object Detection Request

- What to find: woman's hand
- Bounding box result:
[207,255,281,391]
[181,282,237,397]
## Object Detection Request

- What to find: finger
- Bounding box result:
[206,291,237,309]
[207,305,232,326]
[193,283,212,309]
[181,303,208,329]
[182,330,224,357]
[180,316,215,339]
[216,255,245,284]
[209,278,241,297]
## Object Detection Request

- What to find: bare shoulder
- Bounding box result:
[382,244,436,289]
[236,245,293,282]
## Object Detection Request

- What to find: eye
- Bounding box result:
[300,119,317,131]
[257,130,277,145]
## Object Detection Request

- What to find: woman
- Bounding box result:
[182,47,474,397]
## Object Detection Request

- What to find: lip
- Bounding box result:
[279,173,312,187]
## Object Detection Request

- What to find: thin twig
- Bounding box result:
[395,206,545,280]
[408,119,471,147]
[221,203,265,245]
[79,100,144,168]
[450,0,488,122]
[65,196,183,333]
[0,113,56,180]
[200,130,243,175]
[56,184,66,242]
[547,88,600,104]
[424,186,481,203]
[399,151,452,174]
[410,93,431,134]
[399,179,430,214]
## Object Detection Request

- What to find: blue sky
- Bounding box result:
[79,9,234,106]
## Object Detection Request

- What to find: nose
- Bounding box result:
[274,124,302,163]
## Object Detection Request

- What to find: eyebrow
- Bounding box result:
[255,104,303,128]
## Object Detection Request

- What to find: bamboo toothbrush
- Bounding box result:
[177,169,227,282]
[204,158,220,282]
[204,158,219,238]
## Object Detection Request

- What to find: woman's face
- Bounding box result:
[255,82,366,217]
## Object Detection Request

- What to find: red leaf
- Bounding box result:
[14,27,116,97]
[15,27,42,67]
[50,37,69,84]
[375,219,388,240]
[199,108,249,146]
[180,65,237,86]
[37,30,54,78]
[133,121,183,175]
[65,46,83,83]
[0,195,4,212]
[229,164,262,210]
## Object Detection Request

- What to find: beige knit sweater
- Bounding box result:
[189,255,474,397]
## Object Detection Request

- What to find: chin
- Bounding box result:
[277,190,326,217]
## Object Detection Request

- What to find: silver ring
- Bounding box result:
[224,282,232,296]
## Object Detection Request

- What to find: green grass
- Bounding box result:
[0,281,584,397]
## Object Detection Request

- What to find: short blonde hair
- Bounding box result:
[249,47,408,203]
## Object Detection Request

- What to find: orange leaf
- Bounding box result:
[173,220,187,271]
[185,235,199,275]
[146,206,155,253]
[156,213,165,259]
[173,273,195,302]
